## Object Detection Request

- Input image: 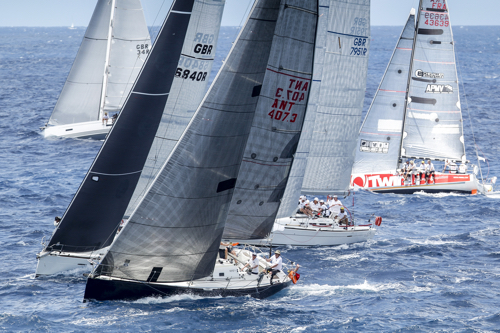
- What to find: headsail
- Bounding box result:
[352,9,415,174]
[222,1,318,240]
[278,0,371,217]
[401,0,465,162]
[46,0,194,253]
[94,0,317,283]
[125,0,226,218]
[47,0,150,126]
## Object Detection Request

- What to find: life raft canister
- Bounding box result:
[288,271,301,284]
[375,216,382,226]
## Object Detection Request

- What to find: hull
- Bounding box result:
[229,217,376,247]
[35,247,108,277]
[350,172,492,195]
[42,120,112,140]
[83,250,294,302]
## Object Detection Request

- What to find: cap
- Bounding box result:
[275,250,281,254]
[421,161,424,164]
[319,199,324,203]
[305,200,310,205]
[251,252,257,256]
[340,207,345,211]
[333,195,338,198]
[314,197,319,201]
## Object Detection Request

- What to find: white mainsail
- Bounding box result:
[46,0,150,127]
[278,0,371,217]
[401,0,465,162]
[352,9,415,175]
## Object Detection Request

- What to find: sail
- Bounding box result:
[401,0,465,161]
[352,10,415,174]
[278,0,371,217]
[222,2,318,240]
[95,0,314,283]
[47,0,150,126]
[125,0,226,218]
[46,0,194,253]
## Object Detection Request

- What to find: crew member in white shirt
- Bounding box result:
[407,160,417,185]
[443,159,457,173]
[336,207,349,226]
[300,200,313,217]
[310,197,322,217]
[417,160,426,184]
[458,162,468,174]
[266,250,283,284]
[242,253,260,275]
[319,199,330,217]
[297,195,306,214]
[328,195,342,216]
[425,160,435,184]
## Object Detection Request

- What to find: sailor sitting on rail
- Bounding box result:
[443,159,458,173]
[328,195,342,216]
[425,159,435,184]
[310,197,323,217]
[242,252,260,275]
[333,207,349,225]
[406,160,417,185]
[319,199,330,217]
[266,250,282,285]
[300,200,314,217]
[296,195,307,214]
[458,162,468,174]
[417,160,426,184]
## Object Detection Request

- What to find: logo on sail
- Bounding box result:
[415,70,444,79]
[425,84,453,94]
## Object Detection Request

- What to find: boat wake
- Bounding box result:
[412,191,468,198]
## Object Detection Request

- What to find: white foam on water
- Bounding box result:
[16,241,27,246]
[485,191,500,199]
[412,191,467,198]
[408,238,466,246]
[290,280,405,297]
[130,293,224,305]
[324,253,361,261]
[454,276,473,284]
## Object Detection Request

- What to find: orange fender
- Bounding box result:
[375,216,382,226]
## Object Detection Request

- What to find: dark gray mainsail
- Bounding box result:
[222,2,318,240]
[46,0,195,253]
[352,10,415,174]
[278,0,371,217]
[47,0,150,126]
[125,0,226,218]
[94,0,318,283]
[401,0,465,161]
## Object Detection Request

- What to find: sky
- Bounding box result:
[0,0,498,27]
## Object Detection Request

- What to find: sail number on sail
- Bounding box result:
[175,33,214,82]
[423,11,449,27]
[136,44,150,55]
[268,77,310,123]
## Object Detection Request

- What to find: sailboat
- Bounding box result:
[41,0,151,140]
[69,23,76,30]
[35,0,227,277]
[224,0,376,247]
[83,0,319,302]
[350,0,496,195]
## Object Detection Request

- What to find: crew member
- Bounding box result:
[266,250,283,285]
[336,207,349,226]
[443,159,457,173]
[458,162,468,174]
[242,253,260,275]
[425,160,435,184]
[328,195,342,217]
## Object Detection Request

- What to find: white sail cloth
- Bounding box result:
[352,10,415,174]
[48,0,150,126]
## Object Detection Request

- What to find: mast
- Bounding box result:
[99,0,116,121]
[398,1,421,168]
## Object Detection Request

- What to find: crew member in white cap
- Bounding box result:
[310,197,322,217]
[296,195,306,214]
[242,252,260,275]
[320,199,329,217]
[266,250,282,284]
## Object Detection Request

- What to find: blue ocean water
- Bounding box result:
[1,25,500,332]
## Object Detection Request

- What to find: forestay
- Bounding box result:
[97,0,314,283]
[352,10,415,174]
[48,0,150,125]
[125,0,226,218]
[222,1,317,240]
[402,0,465,161]
[47,0,193,253]
[278,0,371,217]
